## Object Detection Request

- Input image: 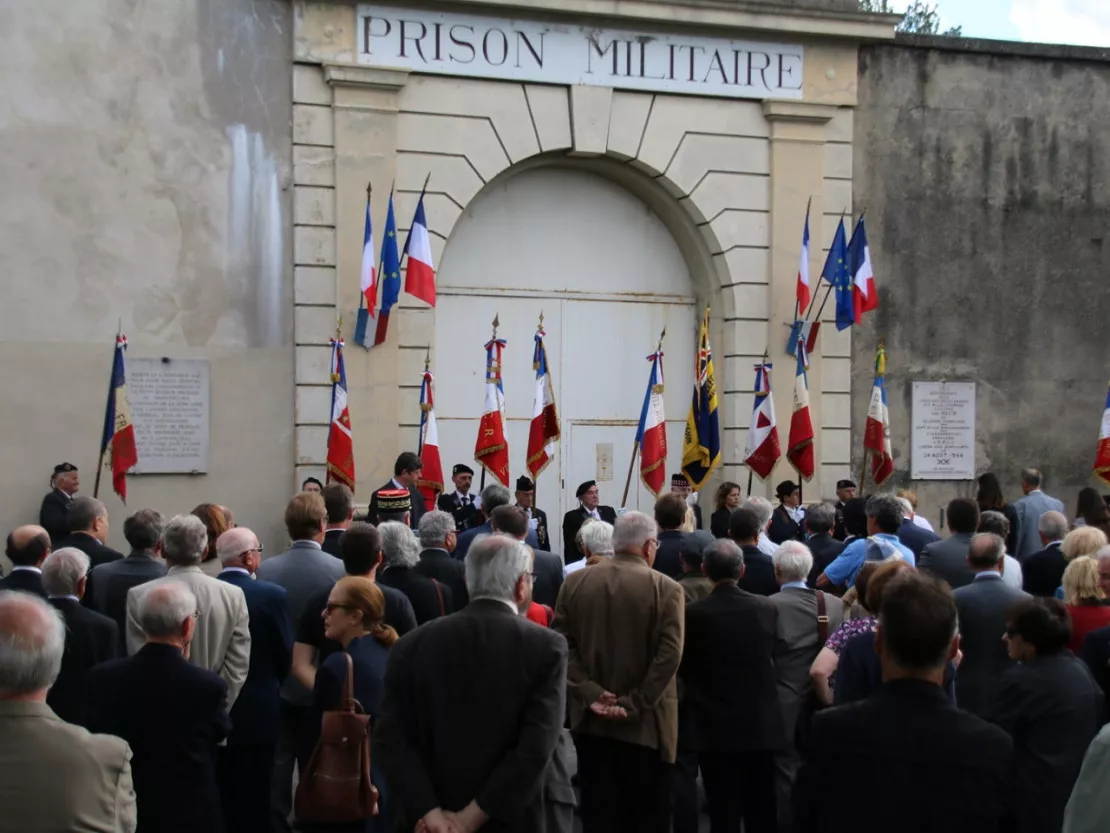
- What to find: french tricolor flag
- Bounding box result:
[360,197,376,314]
[849,216,878,323]
[404,193,437,307]
[636,348,667,497]
[526,327,561,479]
[796,202,811,311]
[1094,384,1110,487]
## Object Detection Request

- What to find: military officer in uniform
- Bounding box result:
[514,476,550,552]
[39,463,79,545]
[437,464,481,533]
[671,473,703,529]
[833,479,857,541]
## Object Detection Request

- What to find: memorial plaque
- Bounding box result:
[911,381,976,480]
[595,443,614,482]
[128,358,210,474]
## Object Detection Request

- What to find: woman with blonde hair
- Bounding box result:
[306,576,398,831]
[1062,557,1110,653]
[1061,526,1108,562]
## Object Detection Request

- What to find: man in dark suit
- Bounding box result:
[39,462,79,546]
[896,497,942,559]
[42,547,118,727]
[794,571,1014,833]
[320,483,354,556]
[1,525,51,597]
[415,510,469,609]
[952,533,1030,718]
[488,505,562,609]
[990,597,1103,833]
[653,493,690,580]
[679,538,783,833]
[918,497,980,590]
[88,582,232,833]
[562,480,618,566]
[768,481,804,545]
[84,508,166,653]
[215,527,293,833]
[802,504,845,588]
[376,535,568,833]
[553,511,684,833]
[456,483,540,562]
[1021,510,1069,595]
[728,507,778,597]
[368,451,427,527]
[438,464,481,533]
[378,520,453,623]
[515,475,552,551]
[54,496,124,569]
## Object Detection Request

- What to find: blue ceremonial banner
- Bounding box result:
[822,218,853,331]
[372,193,402,347]
[681,307,720,490]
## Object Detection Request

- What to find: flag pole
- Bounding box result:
[622,327,665,508]
[418,349,430,454]
[745,348,769,499]
[93,320,122,500]
[533,310,544,512]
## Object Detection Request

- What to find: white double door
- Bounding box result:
[433,293,695,558]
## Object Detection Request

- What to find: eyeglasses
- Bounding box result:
[323,602,357,615]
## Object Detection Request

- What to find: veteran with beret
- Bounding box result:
[562,480,618,566]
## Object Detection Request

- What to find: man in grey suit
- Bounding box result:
[953,533,1030,717]
[255,491,345,833]
[769,540,845,832]
[125,514,250,711]
[0,590,137,832]
[919,498,981,590]
[1013,467,1066,560]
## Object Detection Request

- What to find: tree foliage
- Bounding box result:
[859,0,963,37]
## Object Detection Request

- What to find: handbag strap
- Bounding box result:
[341,651,355,712]
[816,590,829,644]
[433,579,446,617]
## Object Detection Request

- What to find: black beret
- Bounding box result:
[452,464,474,476]
[576,480,597,498]
[837,479,857,490]
[54,462,78,474]
[516,476,535,491]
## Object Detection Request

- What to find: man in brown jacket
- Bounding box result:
[552,510,685,833]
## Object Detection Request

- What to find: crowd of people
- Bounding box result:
[2,458,1110,833]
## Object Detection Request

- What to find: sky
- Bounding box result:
[889,0,1110,48]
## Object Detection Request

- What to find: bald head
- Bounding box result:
[216,527,262,574]
[5,525,51,568]
[0,591,66,700]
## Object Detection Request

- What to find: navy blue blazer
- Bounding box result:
[0,568,46,598]
[88,643,231,833]
[218,569,293,745]
[454,521,539,561]
[897,518,942,560]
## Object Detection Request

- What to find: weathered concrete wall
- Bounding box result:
[0,0,295,557]
[853,35,1110,526]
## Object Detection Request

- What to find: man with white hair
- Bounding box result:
[90,582,232,833]
[564,519,614,577]
[376,534,568,833]
[742,496,780,556]
[215,527,293,833]
[894,495,940,560]
[415,509,469,609]
[768,540,845,830]
[1022,510,1070,596]
[42,547,118,727]
[553,511,684,833]
[0,590,137,832]
[125,514,250,711]
[379,520,453,623]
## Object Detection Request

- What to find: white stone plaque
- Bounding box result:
[595,442,614,482]
[357,4,804,100]
[911,381,976,480]
[128,358,210,474]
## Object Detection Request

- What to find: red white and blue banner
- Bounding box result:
[417,366,445,510]
[99,334,138,501]
[636,348,667,497]
[796,202,812,311]
[1093,384,1110,487]
[326,338,356,490]
[848,216,878,324]
[403,191,437,307]
[475,336,510,485]
[360,193,376,312]
[744,360,781,480]
[787,339,815,481]
[864,345,894,486]
[526,326,560,479]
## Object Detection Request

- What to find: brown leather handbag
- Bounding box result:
[294,653,379,823]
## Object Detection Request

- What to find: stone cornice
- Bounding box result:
[323,64,410,90]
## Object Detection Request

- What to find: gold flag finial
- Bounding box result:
[366,181,372,199]
[657,326,666,352]
[424,348,431,372]
[538,310,544,330]
[491,314,500,338]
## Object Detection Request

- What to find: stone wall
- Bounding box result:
[0,0,295,556]
[853,35,1110,525]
